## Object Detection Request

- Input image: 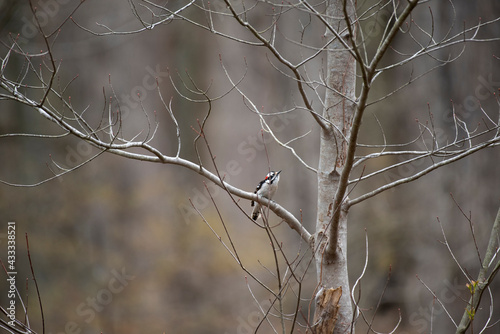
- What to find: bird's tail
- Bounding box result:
[251,203,261,220]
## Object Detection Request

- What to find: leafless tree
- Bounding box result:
[1,0,500,333]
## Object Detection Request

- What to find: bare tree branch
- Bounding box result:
[456,206,500,333]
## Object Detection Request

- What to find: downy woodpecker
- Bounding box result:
[251,170,281,220]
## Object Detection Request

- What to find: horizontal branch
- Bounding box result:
[105,148,313,243]
[0,73,313,242]
[347,138,500,208]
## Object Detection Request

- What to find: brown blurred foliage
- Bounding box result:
[0,1,499,333]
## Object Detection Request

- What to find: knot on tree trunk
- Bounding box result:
[310,287,342,334]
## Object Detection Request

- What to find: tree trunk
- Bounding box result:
[313,0,357,333]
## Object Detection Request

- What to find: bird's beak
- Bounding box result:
[277,170,282,175]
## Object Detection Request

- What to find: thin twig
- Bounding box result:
[25,233,44,334]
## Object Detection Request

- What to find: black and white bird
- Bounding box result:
[251,170,281,220]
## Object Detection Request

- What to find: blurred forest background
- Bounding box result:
[0,0,499,333]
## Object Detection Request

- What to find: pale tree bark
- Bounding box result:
[313,0,357,332]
